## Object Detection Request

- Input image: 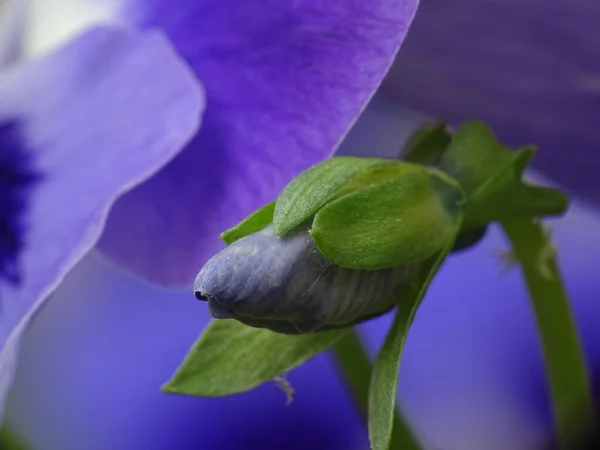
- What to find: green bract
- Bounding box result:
[273,157,411,236]
[369,228,458,450]
[402,120,451,165]
[311,169,464,269]
[220,201,275,245]
[163,319,347,396]
[221,157,466,270]
[440,121,569,229]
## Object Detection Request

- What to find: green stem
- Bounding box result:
[332,328,422,450]
[0,425,29,450]
[501,218,595,447]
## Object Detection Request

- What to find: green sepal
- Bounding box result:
[162,319,347,397]
[310,168,465,270]
[220,201,275,245]
[273,157,419,236]
[451,225,488,254]
[402,121,451,165]
[466,180,569,229]
[440,121,569,228]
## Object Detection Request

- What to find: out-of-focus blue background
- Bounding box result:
[6,96,600,450]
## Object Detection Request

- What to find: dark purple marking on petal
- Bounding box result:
[0,26,203,420]
[99,0,419,287]
[0,121,38,285]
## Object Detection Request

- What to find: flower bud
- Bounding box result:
[194,224,420,334]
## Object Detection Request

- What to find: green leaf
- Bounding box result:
[163,319,347,396]
[220,201,275,245]
[333,330,422,450]
[368,225,459,450]
[441,121,569,227]
[465,182,569,229]
[273,157,417,236]
[310,169,465,269]
[402,121,451,165]
[440,120,525,197]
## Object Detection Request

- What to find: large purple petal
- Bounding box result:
[97,0,419,287]
[383,0,600,205]
[0,26,203,417]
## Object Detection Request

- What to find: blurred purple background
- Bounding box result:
[6,95,600,450]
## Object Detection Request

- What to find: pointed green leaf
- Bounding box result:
[220,201,275,245]
[273,157,417,236]
[465,182,569,229]
[498,183,568,218]
[310,169,465,269]
[163,319,347,397]
[402,121,451,165]
[441,121,569,227]
[333,330,422,450]
[440,120,529,198]
[469,147,534,203]
[368,225,459,450]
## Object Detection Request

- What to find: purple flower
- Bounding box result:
[0,0,417,420]
[7,0,600,449]
[0,19,203,419]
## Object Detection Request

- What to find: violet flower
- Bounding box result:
[0,0,418,419]
[0,15,203,424]
[6,0,600,448]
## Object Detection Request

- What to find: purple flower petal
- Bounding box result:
[97,0,419,287]
[383,0,600,204]
[0,26,203,417]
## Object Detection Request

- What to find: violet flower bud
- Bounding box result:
[194,224,420,334]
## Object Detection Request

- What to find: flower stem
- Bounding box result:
[0,425,29,450]
[501,218,596,447]
[332,328,421,450]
